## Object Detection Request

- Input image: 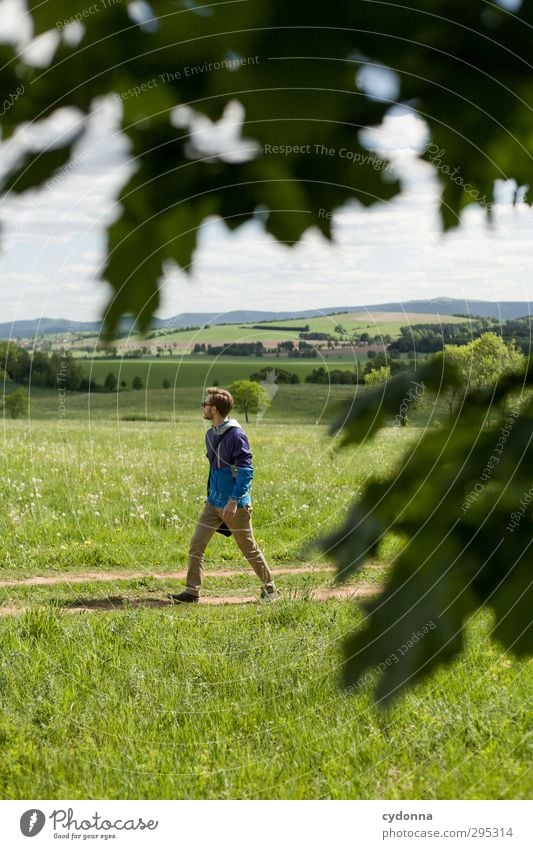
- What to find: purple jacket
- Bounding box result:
[205,418,254,508]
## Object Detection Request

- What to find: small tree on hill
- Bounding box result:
[132,375,143,390]
[228,380,271,423]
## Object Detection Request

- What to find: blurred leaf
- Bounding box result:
[27,0,101,34]
[322,358,533,704]
[343,537,475,706]
[491,552,533,656]
[330,373,425,445]
[0,130,85,194]
[323,500,384,581]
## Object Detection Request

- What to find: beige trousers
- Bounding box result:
[185,501,276,597]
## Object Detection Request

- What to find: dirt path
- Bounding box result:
[0,584,378,617]
[0,563,386,589]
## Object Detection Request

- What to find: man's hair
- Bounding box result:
[205,387,234,417]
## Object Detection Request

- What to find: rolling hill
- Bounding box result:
[1,297,531,340]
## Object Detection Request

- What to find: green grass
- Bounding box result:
[0,603,530,798]
[23,382,360,422]
[0,420,409,578]
[1,417,529,800]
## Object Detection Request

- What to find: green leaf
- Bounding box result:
[322,500,384,582]
[1,130,85,194]
[330,373,422,445]
[28,0,104,35]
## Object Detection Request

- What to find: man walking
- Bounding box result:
[169,387,279,603]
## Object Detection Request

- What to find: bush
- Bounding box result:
[2,388,28,419]
[104,372,118,392]
[363,366,391,386]
[249,367,300,384]
[305,367,356,384]
[132,376,143,390]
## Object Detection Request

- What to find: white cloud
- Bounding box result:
[182,99,261,164]
[0,0,32,46]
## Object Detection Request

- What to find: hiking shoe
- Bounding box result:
[260,588,280,602]
[168,591,199,603]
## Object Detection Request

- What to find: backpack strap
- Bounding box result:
[206,426,237,537]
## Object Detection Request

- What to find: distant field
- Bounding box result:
[62,311,467,351]
[244,311,467,337]
[76,356,361,389]
[24,383,359,423]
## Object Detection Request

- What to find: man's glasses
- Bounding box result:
[201,401,211,407]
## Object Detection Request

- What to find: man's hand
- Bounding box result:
[222,499,238,523]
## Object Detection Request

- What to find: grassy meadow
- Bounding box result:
[0,603,530,799]
[23,382,359,422]
[0,420,410,578]
[0,414,531,799]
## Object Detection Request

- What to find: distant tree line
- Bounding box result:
[203,342,265,356]
[251,324,310,332]
[387,317,531,355]
[192,340,319,357]
[0,342,151,393]
[299,331,334,340]
[146,325,202,339]
[304,355,417,385]
[0,341,86,390]
[249,367,301,384]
